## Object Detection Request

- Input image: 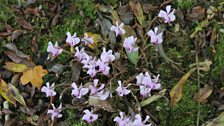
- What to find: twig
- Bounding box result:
[196,44,200,126]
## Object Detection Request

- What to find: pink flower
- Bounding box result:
[100,47,115,63]
[116,80,131,97]
[97,90,110,100]
[113,112,130,126]
[41,82,56,97]
[47,41,63,56]
[83,57,98,77]
[140,85,151,97]
[147,27,163,45]
[89,79,105,95]
[123,36,138,52]
[136,72,161,97]
[158,5,175,23]
[71,82,89,99]
[66,32,80,46]
[47,103,62,121]
[136,73,145,86]
[82,33,94,45]
[75,47,89,61]
[133,114,151,126]
[110,21,126,36]
[82,109,98,123]
[142,74,161,90]
[96,59,110,76]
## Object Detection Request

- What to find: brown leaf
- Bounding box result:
[16,18,33,30]
[129,1,145,25]
[170,68,196,106]
[11,30,24,41]
[0,32,11,39]
[20,66,48,89]
[142,4,158,14]
[4,43,30,60]
[187,6,205,21]
[26,7,40,17]
[88,96,115,112]
[4,51,24,63]
[8,83,27,107]
[193,85,213,103]
[51,13,60,26]
[210,28,217,53]
[31,36,38,54]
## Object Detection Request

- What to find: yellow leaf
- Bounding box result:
[3,62,28,72]
[20,66,48,89]
[170,68,196,106]
[84,32,101,49]
[0,78,16,105]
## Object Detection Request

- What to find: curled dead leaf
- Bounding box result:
[193,85,213,103]
[170,68,196,106]
[88,96,115,112]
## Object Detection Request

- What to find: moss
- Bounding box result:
[211,32,224,86]
[151,81,211,126]
[177,0,195,9]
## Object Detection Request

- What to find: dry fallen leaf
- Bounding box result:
[20,66,48,89]
[129,1,145,26]
[84,32,101,49]
[8,83,27,107]
[88,96,115,112]
[170,68,196,106]
[0,78,16,105]
[3,62,28,73]
[203,112,224,126]
[193,85,213,103]
[16,18,33,31]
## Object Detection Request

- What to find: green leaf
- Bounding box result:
[126,49,139,66]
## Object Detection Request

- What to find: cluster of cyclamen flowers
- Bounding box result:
[44,5,175,125]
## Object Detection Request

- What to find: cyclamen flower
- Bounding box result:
[97,90,110,100]
[158,5,175,23]
[123,36,138,52]
[116,80,131,97]
[142,73,161,90]
[41,82,56,97]
[136,72,161,97]
[96,59,110,76]
[140,85,152,97]
[47,41,63,56]
[71,82,89,99]
[100,47,115,63]
[110,21,126,36]
[82,109,98,123]
[89,79,105,95]
[47,103,62,121]
[114,112,130,126]
[82,33,94,45]
[133,114,151,126]
[66,32,80,46]
[75,47,89,61]
[83,57,98,77]
[136,73,145,86]
[147,27,163,45]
